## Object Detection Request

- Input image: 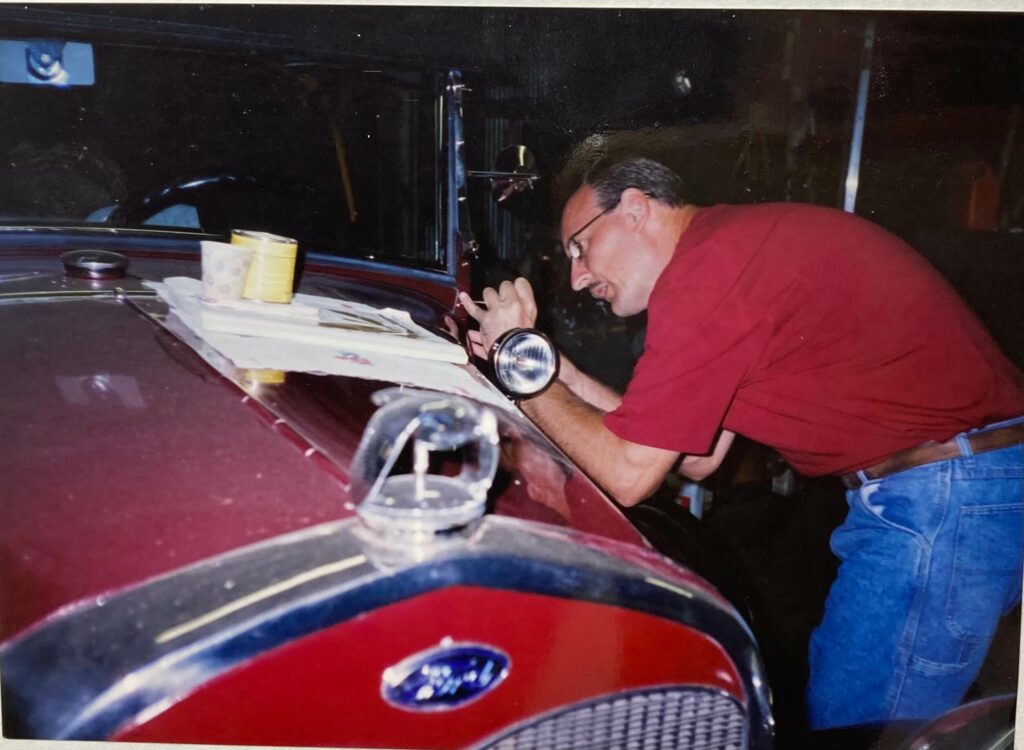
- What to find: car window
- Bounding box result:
[0,42,444,270]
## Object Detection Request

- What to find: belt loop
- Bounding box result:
[856,469,870,486]
[955,432,974,458]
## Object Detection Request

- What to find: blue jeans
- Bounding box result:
[807,418,1024,729]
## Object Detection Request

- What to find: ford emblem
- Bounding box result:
[381,639,510,711]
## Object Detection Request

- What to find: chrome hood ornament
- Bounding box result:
[351,388,500,542]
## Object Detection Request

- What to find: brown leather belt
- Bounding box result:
[841,422,1024,489]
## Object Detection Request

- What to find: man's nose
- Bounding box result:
[570,258,592,292]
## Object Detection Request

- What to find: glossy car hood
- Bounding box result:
[0,249,642,640]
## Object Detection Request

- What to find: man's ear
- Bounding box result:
[619,187,650,231]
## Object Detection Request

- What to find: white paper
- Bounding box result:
[146,278,516,413]
[158,277,466,364]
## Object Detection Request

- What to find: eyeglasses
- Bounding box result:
[562,200,619,262]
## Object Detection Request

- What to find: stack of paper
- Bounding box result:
[202,295,321,322]
[144,277,514,414]
[159,277,467,364]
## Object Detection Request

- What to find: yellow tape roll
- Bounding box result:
[232,229,298,304]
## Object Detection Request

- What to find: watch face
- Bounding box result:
[490,328,558,399]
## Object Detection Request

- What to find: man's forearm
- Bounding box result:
[558,356,623,413]
[519,382,678,506]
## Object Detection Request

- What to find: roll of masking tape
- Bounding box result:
[242,368,287,385]
[232,229,298,304]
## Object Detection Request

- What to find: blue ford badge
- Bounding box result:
[381,639,510,711]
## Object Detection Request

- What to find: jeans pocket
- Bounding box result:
[849,478,924,536]
[946,503,1024,643]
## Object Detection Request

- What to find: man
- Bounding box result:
[459,157,1024,730]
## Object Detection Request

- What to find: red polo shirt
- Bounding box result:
[604,203,1023,476]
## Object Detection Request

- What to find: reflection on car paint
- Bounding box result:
[55,373,145,408]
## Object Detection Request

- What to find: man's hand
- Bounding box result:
[459,277,538,359]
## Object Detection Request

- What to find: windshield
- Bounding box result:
[0,40,445,270]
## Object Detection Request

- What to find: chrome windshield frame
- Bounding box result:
[444,69,477,281]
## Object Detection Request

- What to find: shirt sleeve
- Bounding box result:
[604,271,768,455]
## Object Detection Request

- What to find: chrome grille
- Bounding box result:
[482,688,747,750]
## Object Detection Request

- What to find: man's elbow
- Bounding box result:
[611,486,647,507]
[604,472,661,507]
[603,441,680,507]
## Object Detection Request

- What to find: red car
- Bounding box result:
[0,9,772,749]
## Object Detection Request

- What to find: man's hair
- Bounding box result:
[582,157,688,210]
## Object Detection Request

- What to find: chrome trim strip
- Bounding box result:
[0,225,211,239]
[0,289,158,302]
[1,516,772,748]
[304,252,453,285]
